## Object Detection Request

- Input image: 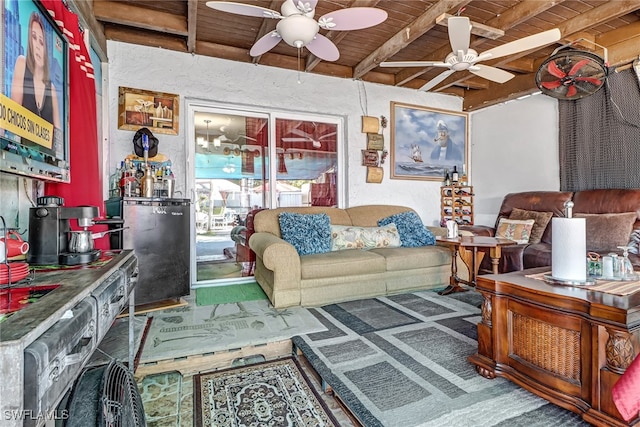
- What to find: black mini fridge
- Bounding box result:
[106,197,191,306]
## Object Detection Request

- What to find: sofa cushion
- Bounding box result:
[278,212,331,256]
[300,250,386,279]
[496,218,535,244]
[509,208,553,244]
[378,211,436,247]
[370,246,450,271]
[330,224,401,251]
[574,212,637,252]
[255,207,352,237]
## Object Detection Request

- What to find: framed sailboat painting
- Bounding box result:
[390,102,468,181]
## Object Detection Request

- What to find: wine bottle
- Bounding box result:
[451,166,459,183]
[443,169,451,186]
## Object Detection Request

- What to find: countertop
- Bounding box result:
[0,250,135,346]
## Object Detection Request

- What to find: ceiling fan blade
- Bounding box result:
[566,85,578,98]
[447,16,471,54]
[540,80,563,89]
[205,1,281,19]
[289,129,311,138]
[419,69,456,91]
[282,138,309,143]
[575,76,603,85]
[478,28,561,61]
[306,34,340,61]
[249,31,282,56]
[318,132,337,140]
[470,64,514,83]
[547,60,567,78]
[379,61,449,68]
[239,135,257,142]
[568,59,591,76]
[318,7,387,31]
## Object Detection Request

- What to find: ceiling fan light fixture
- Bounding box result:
[277,15,319,48]
[280,0,314,17]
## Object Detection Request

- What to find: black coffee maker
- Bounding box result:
[28,196,102,265]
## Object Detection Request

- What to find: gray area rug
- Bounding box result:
[292,291,591,427]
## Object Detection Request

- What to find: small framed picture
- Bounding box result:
[362,150,379,167]
[367,133,384,150]
[118,86,180,135]
[366,166,384,183]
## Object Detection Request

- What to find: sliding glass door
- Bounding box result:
[187,103,343,287]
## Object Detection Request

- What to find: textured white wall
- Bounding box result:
[106,41,463,226]
[469,93,560,226]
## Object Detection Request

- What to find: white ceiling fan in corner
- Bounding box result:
[380,16,561,91]
[206,0,388,61]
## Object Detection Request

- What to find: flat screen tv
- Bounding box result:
[1,0,69,182]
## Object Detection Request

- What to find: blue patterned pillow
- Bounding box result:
[378,211,436,247]
[278,212,332,256]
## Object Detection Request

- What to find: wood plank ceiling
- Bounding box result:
[83,0,640,111]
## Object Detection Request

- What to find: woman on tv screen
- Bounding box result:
[10,11,61,130]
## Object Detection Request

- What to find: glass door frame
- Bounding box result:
[186,100,346,288]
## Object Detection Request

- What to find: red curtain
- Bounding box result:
[42,0,108,248]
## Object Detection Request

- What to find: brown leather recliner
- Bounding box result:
[465,189,640,273]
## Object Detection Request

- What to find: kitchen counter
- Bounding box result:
[0,250,137,426]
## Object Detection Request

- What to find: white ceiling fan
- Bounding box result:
[206,0,388,61]
[380,16,561,91]
[282,128,336,148]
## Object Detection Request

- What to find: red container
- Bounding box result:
[0,285,60,315]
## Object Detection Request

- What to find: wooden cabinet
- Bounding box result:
[470,271,640,427]
[441,185,474,226]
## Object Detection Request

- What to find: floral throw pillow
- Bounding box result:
[278,212,331,256]
[331,223,401,251]
[495,218,535,244]
[378,211,435,247]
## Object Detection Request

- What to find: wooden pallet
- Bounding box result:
[134,339,292,380]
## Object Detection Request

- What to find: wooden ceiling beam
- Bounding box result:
[394,0,562,86]
[352,0,472,79]
[604,33,640,67]
[186,0,198,53]
[195,40,253,63]
[94,1,188,36]
[104,25,187,52]
[498,57,535,73]
[463,72,541,111]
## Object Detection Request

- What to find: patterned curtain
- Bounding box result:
[559,68,640,191]
[41,0,109,248]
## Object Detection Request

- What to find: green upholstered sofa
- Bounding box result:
[249,205,464,308]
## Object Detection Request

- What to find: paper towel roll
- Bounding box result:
[552,217,587,281]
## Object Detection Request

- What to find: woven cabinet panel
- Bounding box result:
[511,312,581,381]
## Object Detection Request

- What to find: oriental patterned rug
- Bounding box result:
[194,356,338,427]
[293,291,591,427]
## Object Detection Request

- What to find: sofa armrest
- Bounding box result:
[249,232,301,289]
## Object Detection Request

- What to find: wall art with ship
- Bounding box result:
[390,102,468,181]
